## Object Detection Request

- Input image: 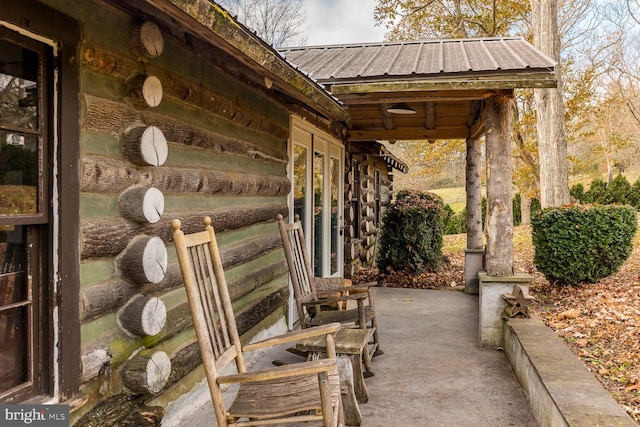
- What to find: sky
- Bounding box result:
[302,0,387,45]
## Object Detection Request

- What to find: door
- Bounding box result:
[288,118,344,328]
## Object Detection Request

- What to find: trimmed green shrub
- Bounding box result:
[513,193,522,226]
[570,183,585,203]
[604,174,631,204]
[628,178,640,210]
[377,190,444,274]
[445,207,466,235]
[532,204,637,285]
[584,178,607,204]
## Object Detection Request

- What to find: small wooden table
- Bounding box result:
[296,327,374,426]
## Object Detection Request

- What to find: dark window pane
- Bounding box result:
[0,40,39,130]
[330,157,339,275]
[293,145,307,227]
[0,306,29,394]
[1,225,27,303]
[313,152,324,276]
[0,135,39,215]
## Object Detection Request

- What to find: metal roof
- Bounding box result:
[278,38,556,142]
[279,38,556,84]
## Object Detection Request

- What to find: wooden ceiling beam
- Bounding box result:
[347,127,469,141]
[338,93,490,105]
[330,79,545,95]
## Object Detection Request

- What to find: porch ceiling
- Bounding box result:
[279,38,557,142]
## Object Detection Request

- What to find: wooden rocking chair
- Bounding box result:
[172,217,344,427]
[276,214,381,357]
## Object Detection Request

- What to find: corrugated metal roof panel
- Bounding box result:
[279,38,555,83]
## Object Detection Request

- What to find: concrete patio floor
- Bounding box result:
[355,287,537,426]
[178,287,538,426]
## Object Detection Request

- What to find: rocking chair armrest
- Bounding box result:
[242,322,341,352]
[349,281,378,290]
[315,279,378,297]
[217,358,337,384]
[301,292,369,307]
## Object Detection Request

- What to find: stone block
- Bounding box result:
[478,272,532,348]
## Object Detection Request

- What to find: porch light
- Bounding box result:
[386,102,416,114]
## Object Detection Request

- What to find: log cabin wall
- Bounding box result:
[31,0,294,424]
[344,143,395,278]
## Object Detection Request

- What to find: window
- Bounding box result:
[352,160,360,239]
[0,26,52,402]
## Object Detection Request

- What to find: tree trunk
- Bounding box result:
[532,0,570,208]
[119,236,168,285]
[465,137,483,250]
[520,194,532,225]
[485,95,514,277]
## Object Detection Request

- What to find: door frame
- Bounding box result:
[287,117,344,328]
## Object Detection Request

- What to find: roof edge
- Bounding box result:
[149,0,349,121]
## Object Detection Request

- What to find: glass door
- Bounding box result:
[288,118,344,328]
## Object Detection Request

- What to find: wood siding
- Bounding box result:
[29,0,292,423]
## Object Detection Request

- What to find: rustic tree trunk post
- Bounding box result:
[122,349,171,395]
[464,136,484,294]
[118,294,167,337]
[478,95,533,349]
[485,95,514,277]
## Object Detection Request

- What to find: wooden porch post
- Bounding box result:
[485,95,513,277]
[464,137,484,293]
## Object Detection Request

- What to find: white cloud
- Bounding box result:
[302,0,387,46]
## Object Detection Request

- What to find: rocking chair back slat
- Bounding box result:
[173,217,344,427]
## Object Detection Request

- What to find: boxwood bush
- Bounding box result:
[377,190,444,274]
[532,204,637,285]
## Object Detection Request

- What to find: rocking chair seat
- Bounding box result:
[309,306,375,327]
[229,365,340,419]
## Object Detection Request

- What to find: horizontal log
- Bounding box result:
[235,283,288,337]
[227,259,287,301]
[119,236,168,284]
[81,283,287,383]
[130,21,164,59]
[126,74,163,108]
[73,392,144,427]
[118,405,164,426]
[122,350,171,395]
[81,238,284,321]
[81,202,286,259]
[81,303,193,381]
[118,295,167,337]
[76,343,197,427]
[82,95,287,165]
[122,126,168,167]
[81,47,288,139]
[81,348,112,383]
[119,186,165,224]
[81,154,289,196]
